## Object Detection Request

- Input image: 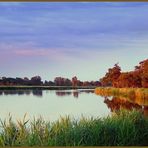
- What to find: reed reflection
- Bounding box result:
[104,96,148,117]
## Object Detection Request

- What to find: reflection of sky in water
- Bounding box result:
[0,89,110,121]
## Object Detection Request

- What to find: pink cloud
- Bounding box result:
[13,48,73,62]
[14,49,50,56]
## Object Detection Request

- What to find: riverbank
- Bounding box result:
[0,109,147,146]
[0,85,96,90]
[95,87,148,100]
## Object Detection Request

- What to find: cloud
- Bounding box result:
[0,2,22,6]
[14,49,49,56]
[13,48,81,63]
[0,2,148,80]
[1,2,148,51]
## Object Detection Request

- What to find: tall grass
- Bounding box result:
[0,110,147,146]
[95,87,148,106]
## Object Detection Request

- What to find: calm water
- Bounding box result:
[0,89,147,121]
[0,89,110,121]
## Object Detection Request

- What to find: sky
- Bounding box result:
[0,2,148,81]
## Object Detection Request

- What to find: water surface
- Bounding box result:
[0,89,110,121]
[0,89,147,121]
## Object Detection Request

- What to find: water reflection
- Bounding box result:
[126,95,148,106]
[143,106,148,117]
[32,90,43,97]
[56,91,72,97]
[0,90,43,97]
[0,89,109,121]
[0,89,94,98]
[103,96,148,117]
[55,89,94,98]
[0,89,147,119]
[73,91,78,98]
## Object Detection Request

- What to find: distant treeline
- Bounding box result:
[1,59,147,88]
[100,59,148,88]
[0,76,101,87]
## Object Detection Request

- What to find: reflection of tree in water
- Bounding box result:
[56,91,72,97]
[104,96,148,117]
[1,90,31,96]
[55,90,94,98]
[32,90,43,97]
[55,91,78,98]
[0,90,3,95]
[79,90,94,93]
[143,106,148,117]
[56,91,79,98]
[0,89,94,98]
[0,90,42,97]
[73,91,78,98]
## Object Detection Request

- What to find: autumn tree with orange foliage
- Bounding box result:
[100,63,121,87]
[138,59,148,87]
[100,59,148,88]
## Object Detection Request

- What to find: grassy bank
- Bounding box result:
[0,110,147,146]
[95,87,148,101]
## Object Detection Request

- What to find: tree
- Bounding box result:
[31,76,42,85]
[100,63,121,87]
[134,59,148,88]
[140,59,148,87]
[54,77,63,86]
[100,59,148,88]
[54,77,72,86]
[72,76,78,87]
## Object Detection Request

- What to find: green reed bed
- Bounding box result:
[95,87,148,100]
[0,110,147,146]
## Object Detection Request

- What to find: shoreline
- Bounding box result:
[95,87,148,100]
[0,85,96,90]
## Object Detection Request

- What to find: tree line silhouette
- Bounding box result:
[0,75,101,87]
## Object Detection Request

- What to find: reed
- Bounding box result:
[95,87,148,101]
[0,109,147,146]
